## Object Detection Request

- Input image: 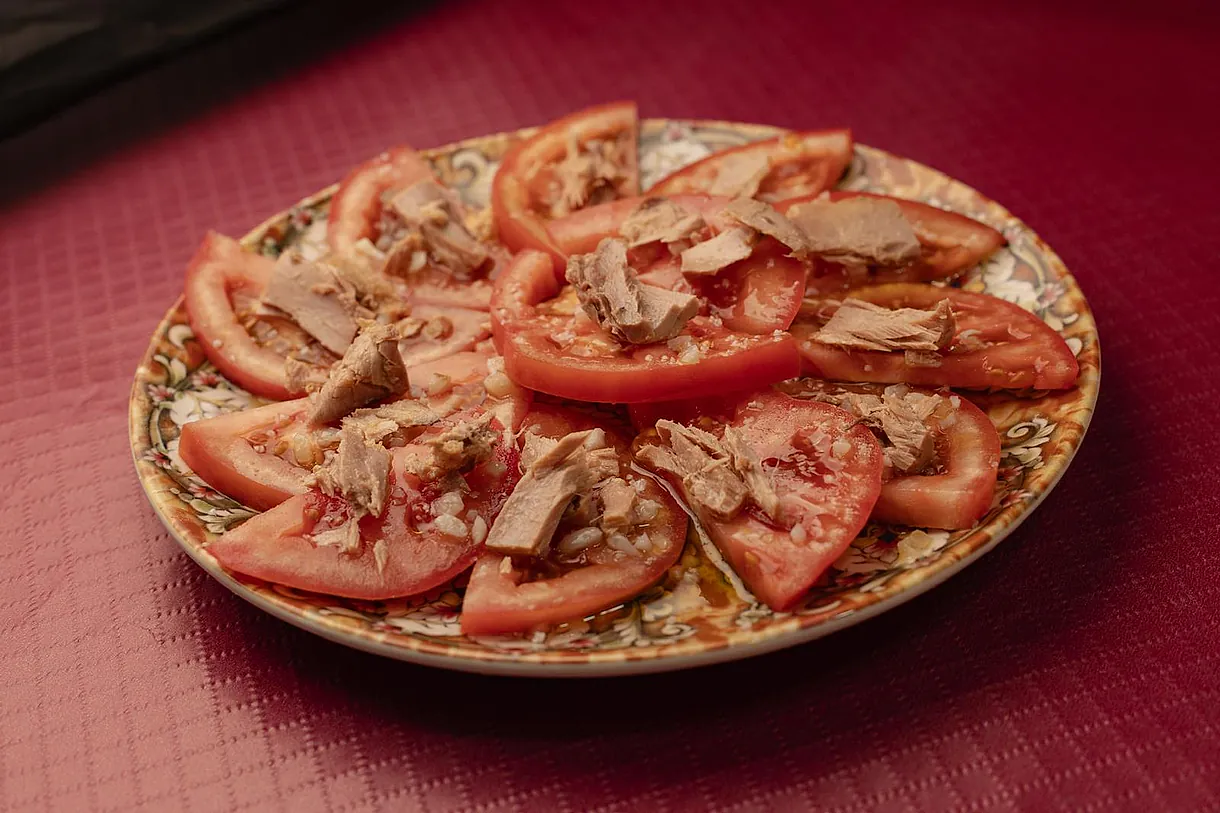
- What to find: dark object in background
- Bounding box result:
[0,0,293,139]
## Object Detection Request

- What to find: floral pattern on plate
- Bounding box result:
[130,118,1100,675]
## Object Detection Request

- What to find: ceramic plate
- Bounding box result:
[130,118,1100,677]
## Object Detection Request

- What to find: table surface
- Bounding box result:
[2,1,1218,811]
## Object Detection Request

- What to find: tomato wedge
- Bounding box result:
[184,231,303,400]
[180,352,532,511]
[207,416,521,600]
[460,403,688,635]
[777,380,1001,529]
[492,101,640,271]
[775,191,1007,291]
[327,146,437,253]
[634,390,882,610]
[793,284,1079,390]
[648,129,853,201]
[491,251,800,403]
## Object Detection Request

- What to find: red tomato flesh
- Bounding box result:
[793,284,1079,390]
[491,251,800,403]
[460,403,688,635]
[648,129,853,201]
[635,390,882,610]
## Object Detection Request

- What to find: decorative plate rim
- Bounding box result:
[129,117,1100,677]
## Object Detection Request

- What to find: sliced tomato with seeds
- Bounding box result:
[634,390,882,611]
[491,251,800,403]
[777,380,1001,529]
[327,146,437,253]
[648,129,853,201]
[793,284,1079,390]
[180,352,531,511]
[179,398,315,512]
[183,231,323,400]
[460,402,688,636]
[492,101,640,272]
[207,416,521,601]
[775,191,1007,292]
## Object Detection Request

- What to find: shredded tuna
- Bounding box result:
[424,413,498,478]
[788,197,921,266]
[598,477,637,527]
[284,357,328,394]
[263,252,365,354]
[904,349,943,367]
[313,423,392,517]
[619,198,705,248]
[818,385,943,475]
[324,250,401,314]
[637,420,778,521]
[309,322,409,425]
[566,238,699,344]
[680,227,757,275]
[721,198,809,257]
[705,151,771,198]
[548,134,625,218]
[310,517,361,555]
[814,298,957,353]
[343,400,439,445]
[484,429,612,556]
[387,180,489,276]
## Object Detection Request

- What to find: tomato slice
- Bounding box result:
[545,194,729,256]
[179,398,314,512]
[793,284,1080,390]
[777,380,1001,529]
[491,101,640,272]
[775,191,1007,292]
[207,418,521,600]
[491,251,800,403]
[648,129,853,201]
[327,146,436,253]
[635,390,882,610]
[180,352,531,511]
[183,231,304,400]
[460,403,688,635]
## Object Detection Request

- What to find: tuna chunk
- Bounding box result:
[262,252,364,354]
[313,423,392,517]
[344,400,439,445]
[598,477,638,528]
[549,134,626,217]
[814,298,956,353]
[424,412,498,478]
[787,197,921,267]
[388,180,488,275]
[619,198,705,248]
[818,385,943,474]
[284,357,328,394]
[484,429,614,556]
[680,227,756,275]
[308,322,409,425]
[721,198,809,256]
[566,238,699,344]
[721,426,781,519]
[705,152,771,198]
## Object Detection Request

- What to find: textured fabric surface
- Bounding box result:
[2,0,1218,810]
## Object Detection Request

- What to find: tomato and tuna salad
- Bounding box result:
[169,103,1077,633]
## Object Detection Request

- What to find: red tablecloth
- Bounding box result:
[2,1,1218,810]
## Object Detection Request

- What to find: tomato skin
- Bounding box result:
[638,391,883,611]
[491,251,801,404]
[183,232,295,400]
[178,398,313,511]
[873,394,1000,529]
[208,433,521,601]
[648,129,853,200]
[327,146,436,253]
[775,191,1007,288]
[491,101,640,274]
[459,403,688,636]
[793,284,1079,390]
